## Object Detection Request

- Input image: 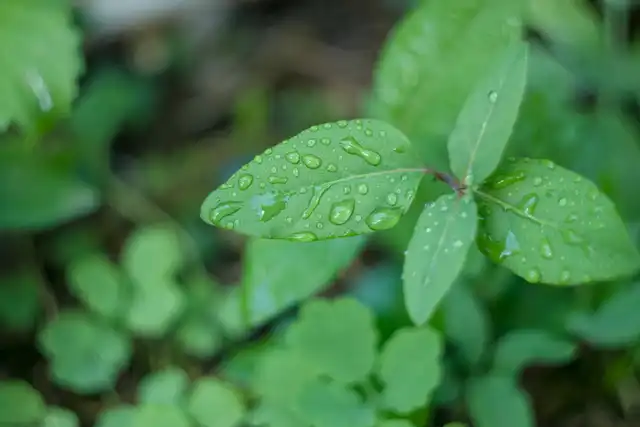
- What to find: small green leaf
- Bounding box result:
[467,375,534,427]
[0,0,82,132]
[296,379,376,427]
[285,298,378,384]
[378,421,415,427]
[137,367,189,405]
[131,405,190,427]
[377,326,443,413]
[68,253,128,321]
[403,193,478,325]
[44,406,79,427]
[95,405,136,427]
[476,158,640,284]
[254,348,318,404]
[566,281,640,347]
[0,380,46,425]
[251,403,306,427]
[200,119,424,240]
[175,317,222,358]
[442,281,490,367]
[492,330,577,373]
[187,378,245,427]
[126,284,185,338]
[448,41,529,184]
[38,311,131,393]
[0,271,41,330]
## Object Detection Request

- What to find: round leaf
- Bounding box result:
[95,405,136,427]
[0,271,41,330]
[200,119,424,240]
[476,158,640,284]
[467,375,534,427]
[251,403,306,427]
[0,380,46,425]
[187,378,245,427]
[137,367,189,405]
[175,317,222,358]
[44,406,79,427]
[492,330,576,373]
[131,405,190,427]
[254,349,318,404]
[126,285,185,338]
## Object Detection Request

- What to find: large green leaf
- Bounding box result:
[467,375,534,427]
[0,380,46,425]
[377,326,442,413]
[0,0,82,132]
[403,193,478,325]
[492,330,577,374]
[448,41,529,184]
[476,158,640,284]
[369,0,524,168]
[200,119,424,240]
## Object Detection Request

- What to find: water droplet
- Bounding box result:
[488,90,498,102]
[225,221,234,229]
[526,268,541,283]
[268,175,288,184]
[343,186,351,195]
[252,192,288,222]
[288,232,317,242]
[270,166,277,173]
[293,168,300,177]
[302,185,330,219]
[302,154,322,169]
[254,155,263,164]
[500,230,520,260]
[543,160,556,170]
[565,213,578,223]
[518,193,539,216]
[533,177,543,187]
[285,217,293,224]
[321,137,331,145]
[558,197,567,207]
[588,190,598,201]
[209,201,243,225]
[323,123,332,129]
[561,229,584,246]
[310,125,319,132]
[307,139,317,147]
[357,184,369,195]
[393,144,407,153]
[265,148,273,155]
[540,238,554,259]
[560,270,571,284]
[453,240,464,248]
[337,120,348,128]
[329,199,355,225]
[285,151,300,164]
[340,136,381,166]
[327,163,338,172]
[316,222,324,229]
[491,171,526,189]
[238,174,254,190]
[365,207,402,231]
[386,193,398,206]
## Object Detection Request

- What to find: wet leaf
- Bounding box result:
[378,326,443,413]
[492,330,576,373]
[200,119,424,240]
[0,380,46,425]
[403,193,478,325]
[448,41,529,184]
[187,378,245,427]
[476,158,640,284]
[369,0,524,168]
[285,298,377,384]
[131,405,190,427]
[137,367,189,405]
[467,375,534,427]
[43,406,79,427]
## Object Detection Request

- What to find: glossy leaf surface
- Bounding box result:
[476,158,640,284]
[403,193,478,325]
[448,41,529,184]
[201,119,423,240]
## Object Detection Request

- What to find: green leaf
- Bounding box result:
[403,193,478,325]
[448,41,529,184]
[566,281,640,347]
[378,421,415,427]
[0,0,82,132]
[492,330,577,373]
[95,405,136,427]
[126,284,185,338]
[38,311,132,393]
[0,380,46,425]
[296,379,376,427]
[175,317,222,358]
[476,158,640,284]
[442,281,490,367]
[285,298,378,384]
[467,375,534,427]
[186,378,246,427]
[131,405,191,427]
[254,348,319,404]
[251,403,307,427]
[218,237,364,335]
[369,0,524,168]
[377,326,443,413]
[0,271,41,330]
[68,253,128,321]
[137,367,189,405]
[200,119,424,240]
[43,406,79,427]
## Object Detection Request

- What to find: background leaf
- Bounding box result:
[0,380,46,425]
[200,119,424,240]
[137,367,189,405]
[125,284,185,338]
[476,157,640,284]
[131,405,191,427]
[187,378,246,427]
[0,270,41,330]
[43,406,79,427]
[448,41,529,184]
[403,193,478,325]
[377,326,442,413]
[467,375,534,427]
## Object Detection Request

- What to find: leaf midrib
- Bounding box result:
[474,189,558,230]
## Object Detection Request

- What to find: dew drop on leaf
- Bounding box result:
[526,268,541,283]
[560,270,571,284]
[558,197,567,207]
[238,174,254,190]
[327,163,338,172]
[339,137,382,166]
[329,199,356,225]
[302,154,322,169]
[365,207,402,231]
[540,238,554,259]
[210,202,243,225]
[254,155,263,164]
[288,232,318,242]
[268,175,288,184]
[285,151,301,164]
[386,193,398,206]
[252,192,288,222]
[518,193,539,216]
[532,177,543,187]
[302,185,331,219]
[488,90,498,102]
[357,184,369,195]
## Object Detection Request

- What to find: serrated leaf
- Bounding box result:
[200,119,424,240]
[38,311,131,393]
[0,0,82,132]
[137,367,189,405]
[492,330,577,373]
[566,281,640,347]
[95,405,136,427]
[378,326,443,413]
[369,0,524,168]
[403,193,478,325]
[187,378,245,427]
[0,271,41,330]
[126,284,185,338]
[285,298,377,384]
[296,379,376,427]
[0,380,46,425]
[43,406,79,427]
[448,41,529,184]
[476,158,640,284]
[68,254,128,321]
[442,281,490,367]
[467,375,534,427]
[131,405,190,427]
[218,237,364,335]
